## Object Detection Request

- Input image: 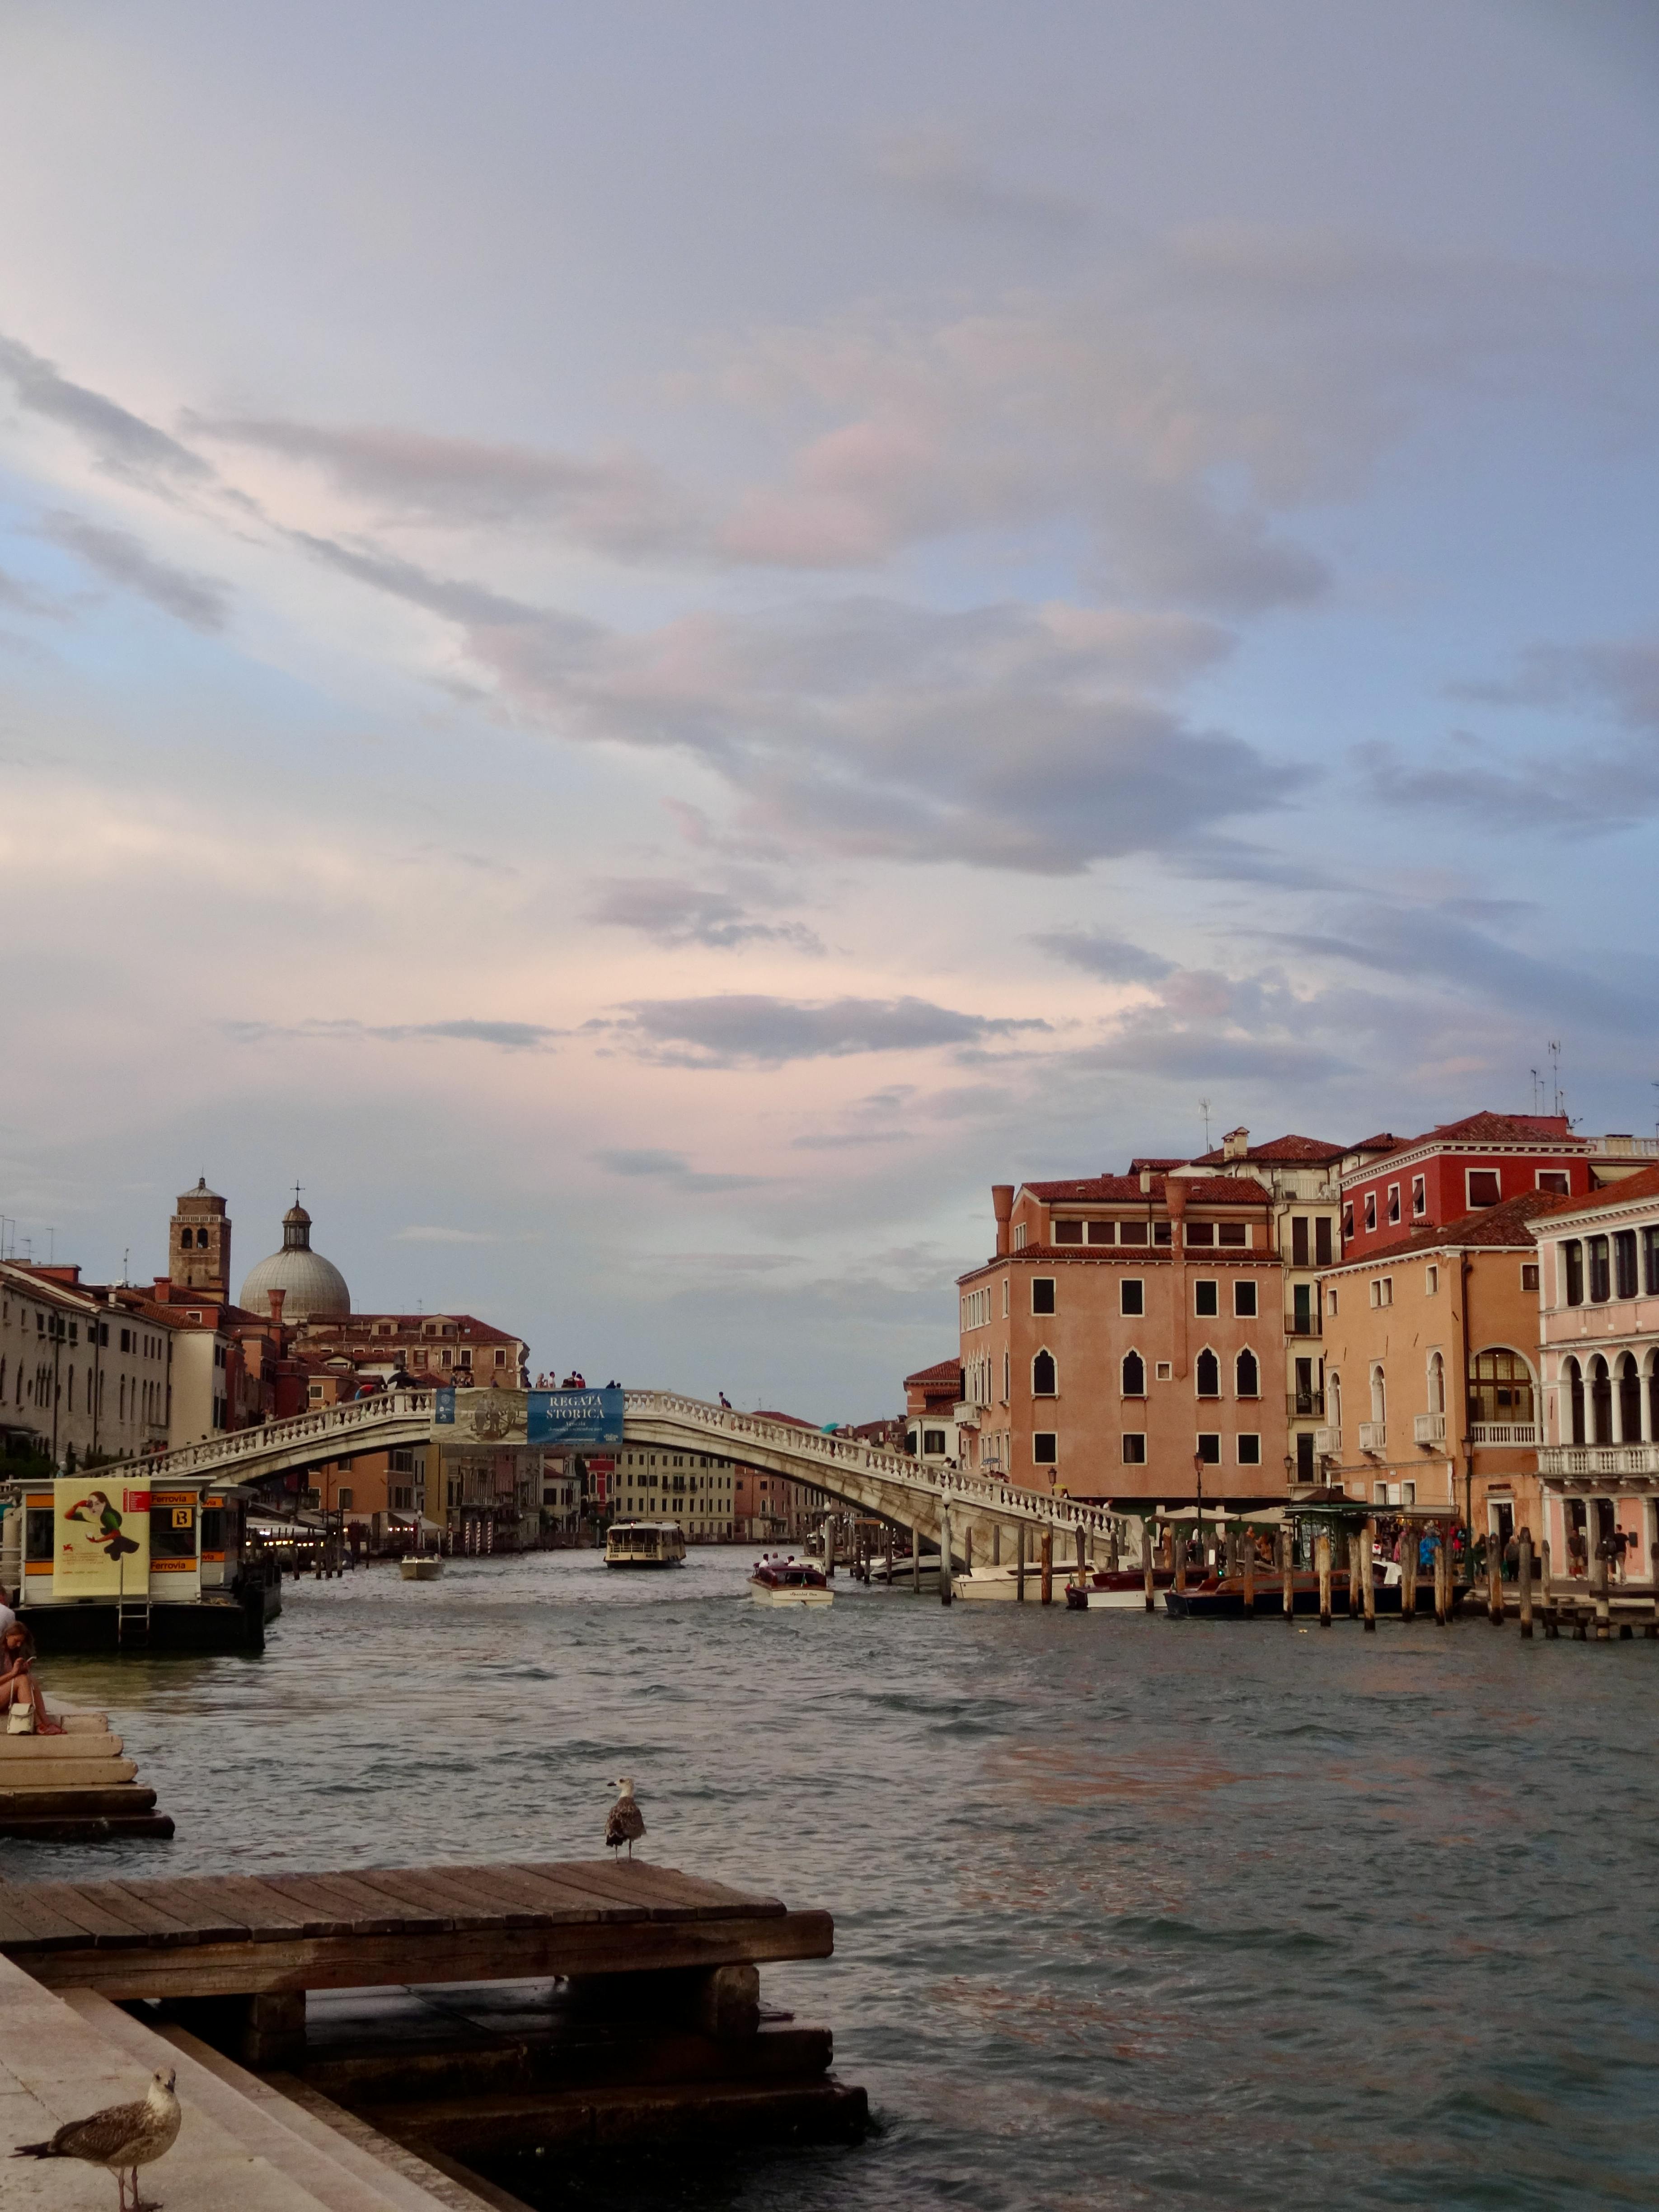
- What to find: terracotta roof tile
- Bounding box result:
[1192,1133,1346,1165]
[1332,1189,1561,1262]
[1023,1173,1272,1205]
[1530,1162,1659,1220]
[904,1359,963,1387]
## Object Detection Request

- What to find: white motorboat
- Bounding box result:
[399,1556,443,1581]
[748,1555,833,1607]
[952,1565,1026,1601]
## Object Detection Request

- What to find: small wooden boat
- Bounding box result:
[605,1519,687,1569]
[748,1555,833,1607]
[1064,1567,1181,1611]
[399,1556,443,1581]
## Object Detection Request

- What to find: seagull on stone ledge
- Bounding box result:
[13,2065,182,2212]
[605,1774,646,1858]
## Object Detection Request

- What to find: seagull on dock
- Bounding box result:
[606,1774,646,1858]
[13,2065,181,2212]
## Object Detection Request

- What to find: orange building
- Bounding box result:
[1317,1190,1555,1539]
[904,1359,964,1467]
[957,1170,1284,1503]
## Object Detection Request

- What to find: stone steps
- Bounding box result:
[0,1707,170,1840]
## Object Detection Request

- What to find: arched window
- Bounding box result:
[197,1228,211,1249]
[1427,1352,1444,1415]
[1121,1350,1146,1397]
[1195,1348,1220,1398]
[1370,1364,1386,1427]
[1565,1355,1584,1444]
[1234,1349,1259,1398]
[1032,1350,1057,1397]
[1467,1348,1534,1430]
[181,1227,192,1248]
[1328,1371,1342,1435]
[1588,1354,1611,1444]
[1618,1353,1641,1442]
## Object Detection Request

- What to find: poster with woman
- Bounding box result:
[53,1479,151,1597]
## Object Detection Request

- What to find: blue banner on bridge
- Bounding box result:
[527,1386,624,1448]
[433,1388,456,1425]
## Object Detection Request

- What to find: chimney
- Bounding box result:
[267,1286,287,1334]
[1223,1126,1249,1161]
[992,1185,1014,1258]
[1165,1177,1188,1223]
[1139,1168,1153,1194]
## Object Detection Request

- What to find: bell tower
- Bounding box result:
[171,1177,231,1297]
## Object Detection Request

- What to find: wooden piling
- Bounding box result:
[1040,1530,1053,1606]
[1593,1543,1611,1640]
[1518,1528,1534,1639]
[1488,1530,1505,1626]
[1174,1530,1187,1597]
[1076,1524,1087,1584]
[822,1514,835,1579]
[964,1526,973,1574]
[1362,1519,1377,1632]
[1317,1528,1332,1626]
[884,1527,894,1586]
[1242,1533,1256,1618]
[1649,1542,1659,1640]
[1280,1524,1296,1622]
[1434,1532,1448,1626]
[910,1522,920,1594]
[938,1502,953,1607]
[992,1524,1000,1568]
[1541,1537,1552,1608]
[1401,1533,1418,1622]
[1348,1530,1364,1620]
[1142,1518,1155,1612]
[1017,1524,1026,1603]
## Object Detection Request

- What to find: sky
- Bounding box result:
[1,0,1656,1415]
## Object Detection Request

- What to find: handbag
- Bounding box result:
[7,1703,36,1734]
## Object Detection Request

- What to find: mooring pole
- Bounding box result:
[1281,1523,1296,1622]
[1362,1518,1377,1632]
[910,1521,920,1594]
[1401,1530,1418,1623]
[938,1500,953,1606]
[1317,1527,1332,1627]
[1040,1528,1053,1605]
[1517,1528,1533,1638]
[1142,1518,1155,1612]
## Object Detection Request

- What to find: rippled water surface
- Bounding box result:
[12,1550,1659,2208]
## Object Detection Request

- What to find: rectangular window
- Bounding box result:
[1412,1175,1427,1217]
[1645,1227,1659,1296]
[1120,1280,1144,1317]
[1054,1219,1083,1244]
[1196,1433,1221,1465]
[1387,1185,1401,1225]
[1185,1221,1214,1247]
[1003,1277,1010,1317]
[1588,1236,1610,1302]
[1291,1216,1309,1268]
[1381,1277,1393,1306]
[1195,1280,1218,1317]
[1521,1262,1540,1294]
[1032,1278,1056,1315]
[1614,1230,1638,1300]
[1467,1169,1501,1208]
[1342,1202,1354,1242]
[1087,1221,1115,1244]
[1218,1222,1247,1247]
[1421,1263,1437,1296]
[1326,1287,1338,1315]
[1237,1434,1261,1466]
[1032,1433,1057,1465]
[1155,1360,1173,1381]
[1364,1192,1377,1233]
[1537,1170,1570,1196]
[1153,1221,1172,1246]
[1563,1239,1583,1305]
[1121,1433,1147,1465]
[1118,1219,1148,1245]
[1315,1218,1332,1266]
[1234,1280,1257,1317]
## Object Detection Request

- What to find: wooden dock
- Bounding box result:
[0,1707,174,1840]
[0,1859,866,2180]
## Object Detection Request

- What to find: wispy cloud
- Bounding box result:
[593,1148,768,1192]
[36,511,230,632]
[586,876,823,952]
[611,994,1049,1069]
[226,1017,561,1051]
[0,332,213,489]
[1032,929,1175,984]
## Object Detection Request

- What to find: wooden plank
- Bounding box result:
[0,1789,157,1819]
[141,1875,332,1941]
[95,1880,244,1948]
[14,1883,158,1947]
[255,1872,411,1936]
[261,1869,454,1936]
[546,1861,786,1920]
[463,1865,644,1924]
[21,1909,836,1999]
[0,1881,105,1950]
[351,1867,519,1931]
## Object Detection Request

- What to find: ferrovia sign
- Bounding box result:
[526,1387,624,1448]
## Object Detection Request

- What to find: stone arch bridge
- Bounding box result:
[144,1387,1118,1568]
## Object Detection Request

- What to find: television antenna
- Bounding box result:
[1547,1040,1564,1118]
[1199,1098,1212,1152]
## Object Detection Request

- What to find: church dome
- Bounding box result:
[239,1201,351,1322]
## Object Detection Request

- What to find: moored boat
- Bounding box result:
[1064,1567,1181,1611]
[400,1555,443,1580]
[748,1554,833,1607]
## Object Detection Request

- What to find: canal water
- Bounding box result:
[11,1550,1659,2209]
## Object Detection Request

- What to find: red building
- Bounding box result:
[1338,1114,1597,1256]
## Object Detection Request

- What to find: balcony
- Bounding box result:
[1287,1390,1325,1419]
[1469,1422,1537,1447]
[1413,1411,1446,1448]
[1539,1443,1659,1479]
[1286,1308,1322,1340]
[1357,1421,1386,1454]
[1314,1426,1340,1455]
